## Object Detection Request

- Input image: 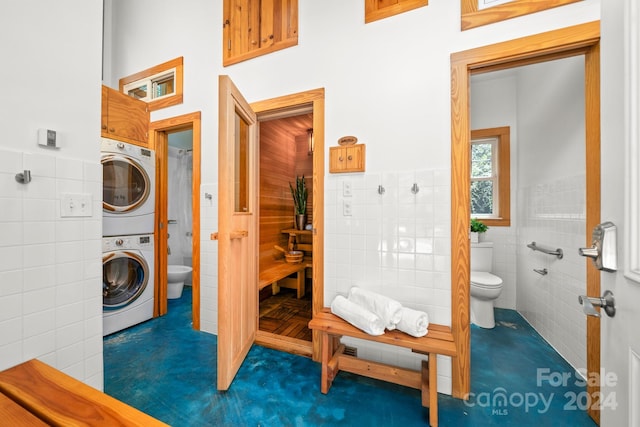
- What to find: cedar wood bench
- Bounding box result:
[259,259,311,299]
[0,359,168,426]
[308,309,457,427]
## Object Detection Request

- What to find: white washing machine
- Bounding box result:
[102,138,155,236]
[103,234,155,336]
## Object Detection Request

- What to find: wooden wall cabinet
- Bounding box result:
[329,144,366,173]
[223,0,298,67]
[101,85,150,147]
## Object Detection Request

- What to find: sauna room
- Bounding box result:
[258,112,314,343]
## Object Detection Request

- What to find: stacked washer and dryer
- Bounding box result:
[101,138,156,336]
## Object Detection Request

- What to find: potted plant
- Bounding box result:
[289,175,308,230]
[470,218,488,243]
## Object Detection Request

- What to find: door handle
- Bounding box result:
[210,231,247,240]
[230,230,248,239]
[578,290,615,318]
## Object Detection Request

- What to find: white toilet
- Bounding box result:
[470,242,503,329]
[167,265,193,299]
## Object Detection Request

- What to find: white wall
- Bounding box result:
[0,1,104,389]
[105,0,601,395]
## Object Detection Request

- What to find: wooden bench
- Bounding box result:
[0,359,168,426]
[308,309,457,427]
[259,259,310,298]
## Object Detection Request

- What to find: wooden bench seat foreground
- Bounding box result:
[308,309,457,427]
[259,258,311,299]
[0,359,168,427]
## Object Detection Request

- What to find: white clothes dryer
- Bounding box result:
[103,233,155,336]
[102,138,155,236]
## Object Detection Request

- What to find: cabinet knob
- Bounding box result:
[348,155,353,160]
[109,128,115,132]
[101,124,107,130]
[339,156,344,161]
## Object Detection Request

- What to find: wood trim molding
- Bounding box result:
[461,0,583,31]
[470,126,511,227]
[119,57,184,112]
[450,21,600,402]
[365,0,428,24]
[250,88,325,362]
[150,111,202,329]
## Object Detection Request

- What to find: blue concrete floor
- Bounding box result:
[104,288,597,426]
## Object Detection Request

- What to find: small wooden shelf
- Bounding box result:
[282,229,313,254]
[281,228,312,235]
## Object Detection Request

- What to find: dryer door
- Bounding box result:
[103,251,149,309]
[102,154,151,213]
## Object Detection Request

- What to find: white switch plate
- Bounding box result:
[343,200,352,216]
[343,181,352,197]
[61,193,92,217]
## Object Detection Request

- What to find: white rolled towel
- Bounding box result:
[347,287,402,330]
[331,295,385,336]
[396,307,429,338]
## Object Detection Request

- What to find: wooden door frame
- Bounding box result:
[450,21,601,423]
[150,112,202,329]
[250,88,325,361]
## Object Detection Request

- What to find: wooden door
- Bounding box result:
[216,75,259,390]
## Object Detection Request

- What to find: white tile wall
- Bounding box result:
[0,148,103,389]
[516,174,586,371]
[200,183,218,334]
[325,168,452,395]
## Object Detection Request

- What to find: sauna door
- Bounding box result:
[217,75,259,390]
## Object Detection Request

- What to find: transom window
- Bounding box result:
[470,126,511,226]
[119,57,183,112]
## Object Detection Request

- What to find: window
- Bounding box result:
[365,0,428,23]
[119,57,183,112]
[223,0,298,67]
[461,0,582,30]
[470,126,510,226]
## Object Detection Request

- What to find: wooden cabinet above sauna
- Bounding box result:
[101,85,150,147]
[222,0,298,66]
[329,144,366,173]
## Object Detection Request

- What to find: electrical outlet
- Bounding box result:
[343,200,352,216]
[343,181,352,197]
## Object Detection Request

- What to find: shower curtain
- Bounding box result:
[176,150,193,258]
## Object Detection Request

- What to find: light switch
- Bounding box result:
[343,200,352,216]
[61,193,92,217]
[343,181,352,197]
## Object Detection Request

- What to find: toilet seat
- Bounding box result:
[470,271,503,288]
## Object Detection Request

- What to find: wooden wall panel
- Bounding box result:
[259,114,312,270]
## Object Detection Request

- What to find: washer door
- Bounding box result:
[102,154,150,213]
[103,251,149,309]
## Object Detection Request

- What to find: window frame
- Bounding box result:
[365,0,428,24]
[461,0,582,31]
[470,126,510,227]
[119,57,183,112]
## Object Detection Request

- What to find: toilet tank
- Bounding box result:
[471,242,493,272]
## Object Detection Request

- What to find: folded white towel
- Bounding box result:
[396,307,429,338]
[347,287,402,330]
[331,295,385,336]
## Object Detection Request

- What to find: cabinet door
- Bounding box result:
[101,85,109,136]
[103,86,150,146]
[223,0,298,66]
[345,145,365,171]
[329,145,366,173]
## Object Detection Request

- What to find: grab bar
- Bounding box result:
[527,241,563,259]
